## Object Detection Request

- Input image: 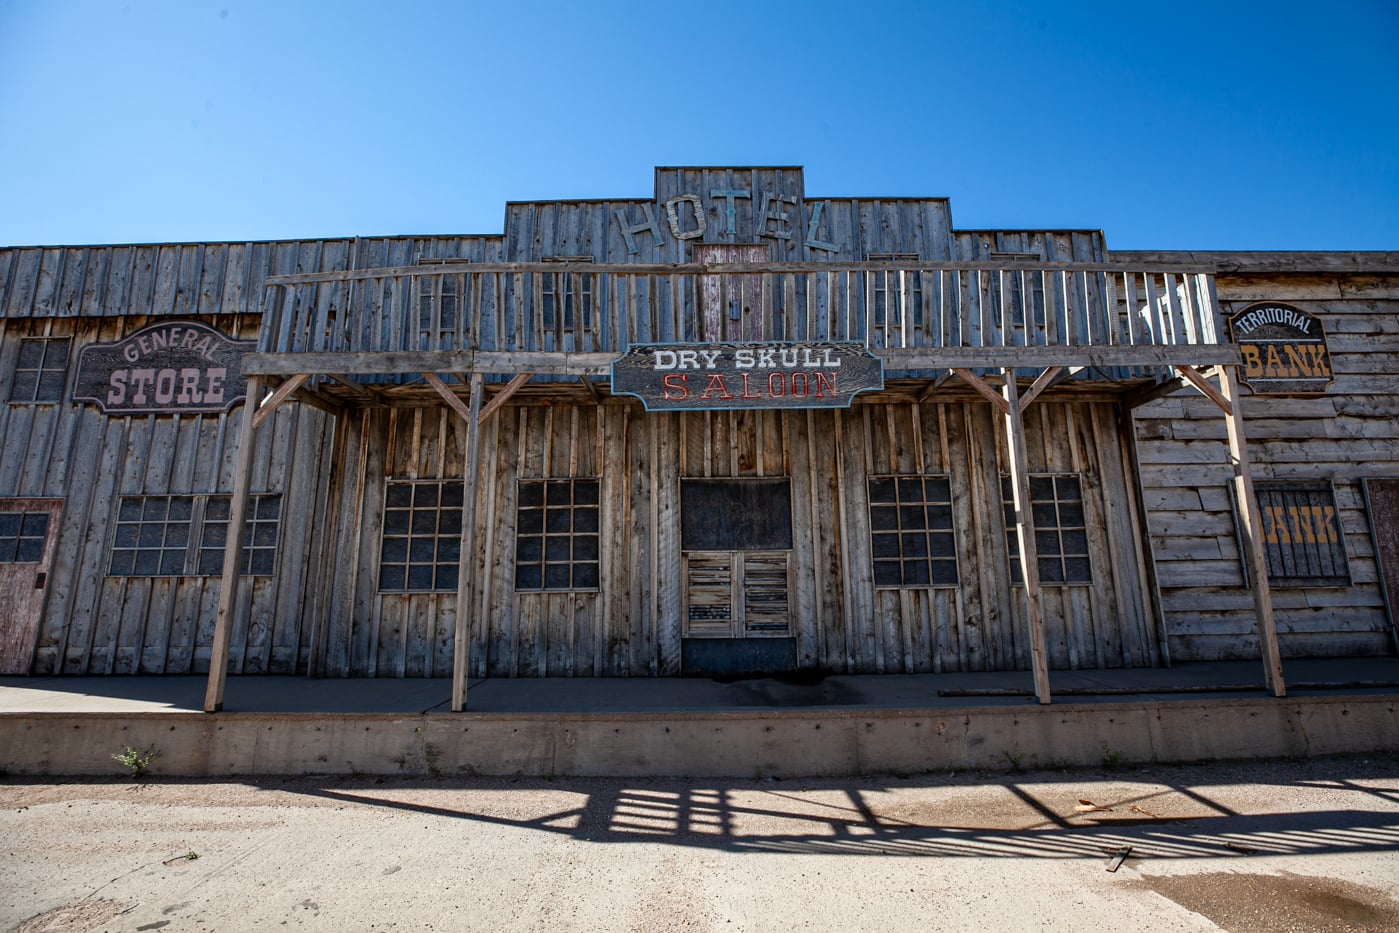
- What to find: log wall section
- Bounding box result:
[1129,268,1399,660]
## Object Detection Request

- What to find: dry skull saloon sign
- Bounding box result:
[72,321,255,415]
[1228,301,1333,395]
[611,341,883,411]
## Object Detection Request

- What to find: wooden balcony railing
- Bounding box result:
[252,261,1234,382]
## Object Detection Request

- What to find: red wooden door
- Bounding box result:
[0,499,62,674]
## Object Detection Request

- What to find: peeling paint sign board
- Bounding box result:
[1227,301,1333,395]
[72,321,256,415]
[611,342,883,411]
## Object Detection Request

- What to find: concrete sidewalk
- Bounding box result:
[4,659,1397,778]
[3,658,1399,715]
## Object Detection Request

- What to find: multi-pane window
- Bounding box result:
[198,495,282,575]
[0,511,50,562]
[1252,481,1350,586]
[1001,474,1091,584]
[867,254,923,329]
[868,475,959,588]
[541,257,593,330]
[415,259,461,341]
[378,481,463,592]
[515,478,600,591]
[9,337,71,403]
[108,494,281,576]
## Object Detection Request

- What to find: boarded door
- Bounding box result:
[695,243,769,341]
[0,498,62,675]
[1363,478,1399,653]
[680,478,792,639]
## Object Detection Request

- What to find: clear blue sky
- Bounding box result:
[1,0,1395,250]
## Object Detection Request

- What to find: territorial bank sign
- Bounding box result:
[72,321,256,415]
[611,342,883,411]
[1227,302,1333,395]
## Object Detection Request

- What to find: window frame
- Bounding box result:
[1001,473,1092,586]
[867,474,960,589]
[514,477,601,593]
[1248,480,1351,587]
[866,253,923,330]
[107,493,282,578]
[539,256,595,332]
[377,479,465,593]
[8,336,72,404]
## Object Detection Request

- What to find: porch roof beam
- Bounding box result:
[243,344,1242,379]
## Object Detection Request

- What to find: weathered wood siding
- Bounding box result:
[0,237,499,321]
[0,236,499,675]
[321,397,1155,677]
[0,313,332,674]
[1131,270,1399,660]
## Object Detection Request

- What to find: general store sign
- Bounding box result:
[1227,301,1333,395]
[611,342,883,411]
[72,321,255,415]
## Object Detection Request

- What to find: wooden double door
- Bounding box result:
[679,478,795,674]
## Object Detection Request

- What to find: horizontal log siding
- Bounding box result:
[0,314,333,675]
[321,398,1154,677]
[1132,278,1399,660]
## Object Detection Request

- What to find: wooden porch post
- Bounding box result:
[204,375,263,713]
[1219,367,1286,697]
[1002,371,1053,704]
[452,372,486,712]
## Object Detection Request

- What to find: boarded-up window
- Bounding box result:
[9,337,71,403]
[379,481,463,592]
[868,475,959,588]
[109,494,280,577]
[681,479,792,551]
[515,479,600,592]
[1253,481,1350,586]
[1001,474,1091,585]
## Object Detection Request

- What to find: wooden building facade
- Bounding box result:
[0,167,1393,708]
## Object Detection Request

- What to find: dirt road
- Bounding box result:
[4,755,1399,931]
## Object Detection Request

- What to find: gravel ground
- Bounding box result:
[3,755,1398,932]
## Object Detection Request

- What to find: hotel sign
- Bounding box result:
[611,341,883,411]
[72,321,256,415]
[1227,302,1332,395]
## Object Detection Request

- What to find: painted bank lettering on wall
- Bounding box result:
[71,321,255,415]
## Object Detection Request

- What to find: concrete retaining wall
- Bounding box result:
[3,696,1396,779]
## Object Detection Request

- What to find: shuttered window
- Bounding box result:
[108,494,280,577]
[683,551,791,638]
[1001,474,1092,585]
